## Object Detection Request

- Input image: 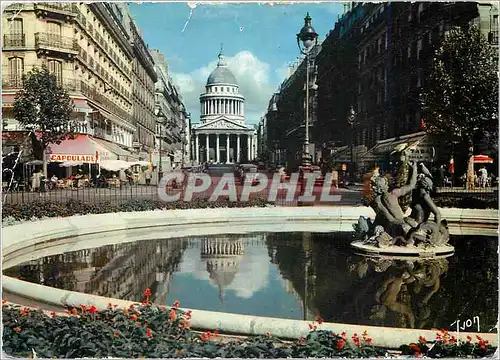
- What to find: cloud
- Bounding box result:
[171,50,276,125]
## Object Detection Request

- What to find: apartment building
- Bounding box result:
[2,3,136,153]
[150,49,189,168]
[128,19,157,155]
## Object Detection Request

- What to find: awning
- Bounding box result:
[99,160,132,171]
[2,94,15,107]
[90,137,138,161]
[47,134,117,163]
[73,99,93,112]
[473,155,494,163]
[360,132,430,162]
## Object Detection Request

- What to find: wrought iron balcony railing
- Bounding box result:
[3,33,26,48]
[34,2,77,17]
[34,32,79,53]
[2,78,24,90]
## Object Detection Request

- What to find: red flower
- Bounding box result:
[50,311,56,318]
[466,335,472,342]
[141,299,149,306]
[340,331,346,339]
[173,300,180,309]
[214,329,219,336]
[2,299,7,304]
[20,308,29,317]
[184,310,192,319]
[130,314,138,321]
[146,328,152,338]
[352,333,360,346]
[364,337,372,344]
[80,304,87,311]
[419,336,426,343]
[308,324,313,330]
[13,327,21,334]
[169,309,176,322]
[315,315,324,324]
[144,288,152,297]
[410,343,421,352]
[266,331,271,336]
[88,305,98,314]
[336,339,346,350]
[114,331,119,339]
[136,322,142,326]
[71,308,78,316]
[299,336,305,344]
[144,321,149,327]
[450,336,457,344]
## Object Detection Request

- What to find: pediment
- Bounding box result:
[196,117,250,131]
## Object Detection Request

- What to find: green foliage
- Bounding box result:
[2,303,495,358]
[2,197,270,220]
[420,25,498,146]
[400,332,495,358]
[433,195,498,209]
[13,66,76,158]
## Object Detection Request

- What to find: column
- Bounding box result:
[217,99,220,114]
[231,100,234,115]
[253,135,257,159]
[247,134,251,161]
[241,102,244,116]
[223,99,226,114]
[195,134,199,163]
[236,134,241,163]
[226,134,230,163]
[205,134,210,162]
[216,134,220,163]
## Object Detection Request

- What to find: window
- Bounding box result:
[214,87,217,92]
[8,57,24,87]
[8,18,23,33]
[417,39,422,59]
[226,87,229,92]
[47,60,63,85]
[47,21,62,36]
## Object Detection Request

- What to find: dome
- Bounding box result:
[206,47,238,86]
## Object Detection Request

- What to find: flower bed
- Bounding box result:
[2,292,496,359]
[2,198,271,221]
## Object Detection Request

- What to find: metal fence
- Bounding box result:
[2,183,363,208]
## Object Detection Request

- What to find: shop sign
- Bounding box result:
[408,146,435,162]
[49,154,96,163]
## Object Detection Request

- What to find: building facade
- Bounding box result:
[128,18,157,156]
[192,48,257,164]
[2,2,136,152]
[264,2,483,171]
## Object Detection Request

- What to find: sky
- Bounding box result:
[127,1,345,125]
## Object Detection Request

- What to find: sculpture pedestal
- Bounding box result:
[351,240,455,259]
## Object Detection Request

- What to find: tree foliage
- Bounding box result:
[420,25,498,147]
[13,66,76,159]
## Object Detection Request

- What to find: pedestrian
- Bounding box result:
[145,170,152,186]
[331,166,339,189]
[438,165,446,187]
[31,169,42,192]
[478,166,488,188]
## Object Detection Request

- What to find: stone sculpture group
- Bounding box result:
[353,150,450,250]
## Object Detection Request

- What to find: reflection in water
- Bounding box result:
[3,232,497,331]
[349,257,449,329]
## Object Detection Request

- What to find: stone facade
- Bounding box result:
[192,48,257,164]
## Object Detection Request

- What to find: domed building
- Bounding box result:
[192,47,257,164]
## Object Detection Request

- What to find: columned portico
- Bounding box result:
[192,47,256,164]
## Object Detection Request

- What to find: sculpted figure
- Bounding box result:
[371,162,418,238]
[409,164,441,225]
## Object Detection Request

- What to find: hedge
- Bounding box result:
[2,294,495,359]
[2,198,270,221]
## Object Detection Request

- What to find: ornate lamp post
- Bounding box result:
[296,12,318,168]
[347,106,357,177]
[180,128,186,167]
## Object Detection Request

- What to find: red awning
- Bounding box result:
[473,155,494,164]
[46,134,115,163]
[2,94,15,107]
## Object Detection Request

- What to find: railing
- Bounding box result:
[35,2,76,14]
[80,81,133,124]
[78,48,88,62]
[2,78,24,90]
[34,32,79,52]
[3,33,26,48]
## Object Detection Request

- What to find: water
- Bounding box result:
[3,231,497,332]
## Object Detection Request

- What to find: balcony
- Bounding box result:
[34,3,76,20]
[35,32,79,57]
[3,33,26,49]
[2,78,24,90]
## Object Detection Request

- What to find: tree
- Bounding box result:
[420,25,498,189]
[13,66,76,177]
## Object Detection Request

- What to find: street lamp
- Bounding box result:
[297,12,318,168]
[180,127,186,167]
[347,106,357,177]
